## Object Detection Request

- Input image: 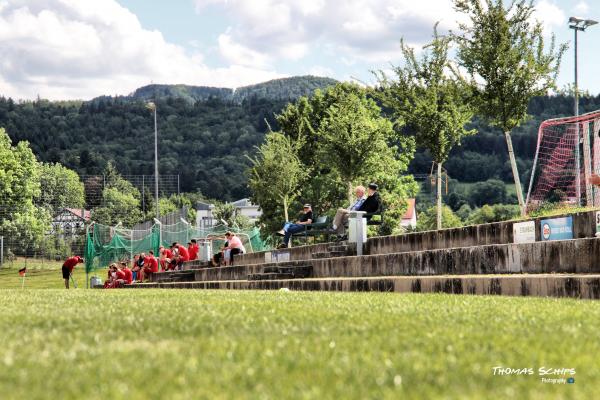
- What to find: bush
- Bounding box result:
[417,206,462,231]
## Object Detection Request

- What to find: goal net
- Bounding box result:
[526,110,600,211]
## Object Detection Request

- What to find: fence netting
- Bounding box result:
[84,221,267,273]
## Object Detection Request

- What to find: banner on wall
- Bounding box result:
[540,216,573,241]
[513,221,536,243]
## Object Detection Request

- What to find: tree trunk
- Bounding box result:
[504,130,525,215]
[347,181,353,205]
[437,162,442,230]
[283,196,289,222]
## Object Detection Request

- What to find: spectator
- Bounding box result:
[61,255,83,289]
[140,250,159,282]
[170,242,190,270]
[188,239,199,261]
[211,236,229,267]
[221,232,246,266]
[119,261,133,286]
[332,185,366,237]
[159,246,173,271]
[132,254,142,281]
[278,204,313,248]
[358,183,382,218]
[103,264,119,288]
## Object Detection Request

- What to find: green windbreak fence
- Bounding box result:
[84,221,268,273]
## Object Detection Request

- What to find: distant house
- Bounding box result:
[230,198,262,221]
[196,201,216,229]
[400,199,417,229]
[195,198,262,229]
[52,208,91,235]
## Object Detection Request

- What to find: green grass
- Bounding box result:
[0,259,91,289]
[0,290,597,399]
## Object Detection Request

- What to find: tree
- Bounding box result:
[318,84,408,204]
[453,0,567,214]
[377,27,474,229]
[247,132,307,232]
[0,127,50,255]
[91,188,144,227]
[417,205,462,231]
[38,162,85,214]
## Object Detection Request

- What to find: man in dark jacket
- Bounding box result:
[358,183,381,219]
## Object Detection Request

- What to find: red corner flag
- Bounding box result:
[18,267,26,276]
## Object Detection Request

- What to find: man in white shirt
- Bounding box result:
[332,185,366,236]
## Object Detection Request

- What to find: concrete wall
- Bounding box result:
[366,210,598,255]
[128,274,600,299]
[171,237,600,282]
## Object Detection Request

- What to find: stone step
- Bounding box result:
[248,273,295,281]
[261,265,312,278]
[312,252,331,259]
[124,273,600,299]
[327,245,349,252]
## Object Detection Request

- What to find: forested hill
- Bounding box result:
[1,73,600,201]
[99,76,339,104]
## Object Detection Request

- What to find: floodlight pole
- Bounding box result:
[569,17,598,205]
[153,104,160,220]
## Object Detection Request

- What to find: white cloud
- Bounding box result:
[535,0,566,33]
[573,1,589,15]
[0,0,283,100]
[198,0,459,66]
[308,65,334,77]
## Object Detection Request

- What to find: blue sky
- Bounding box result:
[0,0,598,100]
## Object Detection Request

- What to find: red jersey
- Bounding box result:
[176,245,189,261]
[63,256,81,272]
[116,269,126,280]
[122,268,133,284]
[145,256,159,273]
[162,249,173,258]
[188,244,198,261]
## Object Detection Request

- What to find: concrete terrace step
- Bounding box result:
[124,273,600,299]
[155,237,600,283]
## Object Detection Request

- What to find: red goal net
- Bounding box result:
[526,110,600,211]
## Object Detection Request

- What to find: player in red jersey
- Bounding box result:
[62,255,83,289]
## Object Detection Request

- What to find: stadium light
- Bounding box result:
[568,16,597,205]
[147,101,160,220]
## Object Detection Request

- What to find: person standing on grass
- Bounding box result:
[62,255,83,289]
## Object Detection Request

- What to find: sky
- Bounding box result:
[0,0,598,100]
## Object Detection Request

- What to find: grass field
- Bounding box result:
[0,259,92,289]
[0,290,597,399]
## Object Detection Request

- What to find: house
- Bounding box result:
[230,198,262,221]
[196,201,216,229]
[51,208,91,235]
[195,198,262,229]
[400,198,417,229]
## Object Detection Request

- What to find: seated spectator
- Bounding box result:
[119,261,133,286]
[159,246,173,271]
[131,254,141,281]
[103,264,122,288]
[139,250,158,282]
[188,239,199,261]
[221,232,246,266]
[358,183,381,218]
[211,236,228,267]
[170,242,189,270]
[278,204,313,248]
[332,185,367,237]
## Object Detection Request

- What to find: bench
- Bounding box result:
[291,216,333,244]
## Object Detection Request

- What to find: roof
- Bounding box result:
[196,201,214,210]
[402,199,416,220]
[231,198,257,207]
[65,208,91,221]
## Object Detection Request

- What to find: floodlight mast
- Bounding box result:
[568,16,597,205]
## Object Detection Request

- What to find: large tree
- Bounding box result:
[38,162,85,214]
[453,0,567,214]
[377,27,475,229]
[247,132,307,235]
